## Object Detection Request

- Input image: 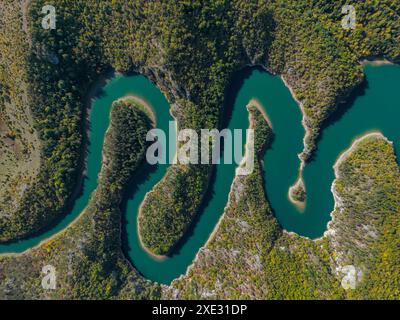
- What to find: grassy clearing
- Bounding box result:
[0,1,40,222]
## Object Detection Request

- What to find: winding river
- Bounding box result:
[0,64,399,285]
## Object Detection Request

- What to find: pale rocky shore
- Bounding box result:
[325,132,391,288]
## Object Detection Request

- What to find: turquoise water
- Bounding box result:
[0,65,399,285]
[0,74,174,253]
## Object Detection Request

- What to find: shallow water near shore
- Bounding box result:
[0,65,399,285]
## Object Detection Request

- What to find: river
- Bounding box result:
[0,64,399,285]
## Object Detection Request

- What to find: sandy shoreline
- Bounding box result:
[333,131,386,176]
[287,178,306,212]
[172,100,261,285]
[134,104,179,263]
[117,95,157,125]
[136,192,169,261]
[247,98,273,129]
[2,54,395,284]
[115,94,170,261]
[0,75,116,257]
[280,76,309,170]
[278,64,391,212]
[361,59,394,66]
[247,96,307,211]
[1,86,172,261]
[278,76,310,212]
[322,131,386,241]
[285,132,388,242]
[119,94,169,261]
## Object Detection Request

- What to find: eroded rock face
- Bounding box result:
[337,265,363,290]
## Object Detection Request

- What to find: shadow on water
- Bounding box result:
[118,94,163,243]
[165,164,217,257]
[163,65,270,257]
[0,71,116,246]
[307,76,369,163]
[120,160,158,256]
[219,66,255,129]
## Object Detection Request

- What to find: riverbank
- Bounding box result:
[137,194,168,261]
[333,131,386,177]
[361,59,394,66]
[172,101,265,286]
[116,95,157,125]
[247,98,273,129]
[325,131,387,240]
[280,76,308,170]
[2,64,399,287]
[288,178,306,211]
[115,96,169,262]
[0,75,119,256]
[280,76,309,213]
[133,98,175,262]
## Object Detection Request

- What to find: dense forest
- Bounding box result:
[0,0,399,299]
[168,112,400,300]
[329,135,400,299]
[0,98,160,299]
[168,108,344,299]
[2,0,398,247]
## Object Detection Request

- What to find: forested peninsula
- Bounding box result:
[0,0,399,299]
